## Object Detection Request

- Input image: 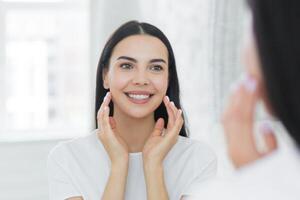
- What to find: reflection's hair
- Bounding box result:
[249,0,300,147]
[95,21,189,137]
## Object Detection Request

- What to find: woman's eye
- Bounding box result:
[150,65,163,71]
[120,63,133,69]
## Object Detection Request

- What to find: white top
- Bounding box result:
[184,144,300,200]
[47,130,217,200]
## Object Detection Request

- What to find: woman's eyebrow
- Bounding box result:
[116,56,166,64]
[117,56,137,63]
[149,59,166,64]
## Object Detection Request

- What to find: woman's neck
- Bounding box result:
[113,107,156,153]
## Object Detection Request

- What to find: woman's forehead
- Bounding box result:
[110,35,169,62]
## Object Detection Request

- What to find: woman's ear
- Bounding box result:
[102,68,109,89]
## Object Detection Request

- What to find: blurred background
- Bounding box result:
[0,0,249,199]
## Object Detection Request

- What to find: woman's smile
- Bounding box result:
[124,91,154,104]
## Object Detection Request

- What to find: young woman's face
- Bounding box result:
[103,35,169,119]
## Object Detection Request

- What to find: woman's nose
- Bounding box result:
[132,71,150,86]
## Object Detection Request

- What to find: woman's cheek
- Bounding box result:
[152,77,168,94]
[110,71,131,90]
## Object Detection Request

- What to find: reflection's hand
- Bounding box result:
[222,75,277,168]
[97,92,129,165]
[142,96,183,166]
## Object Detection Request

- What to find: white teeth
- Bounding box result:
[128,94,150,100]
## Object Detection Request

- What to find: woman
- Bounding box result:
[184,0,300,199]
[47,21,217,200]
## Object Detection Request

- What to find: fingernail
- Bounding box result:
[244,75,257,93]
[170,101,175,106]
[179,109,182,115]
[260,122,273,135]
[166,96,170,102]
[104,92,110,99]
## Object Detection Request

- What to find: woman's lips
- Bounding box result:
[124,91,154,104]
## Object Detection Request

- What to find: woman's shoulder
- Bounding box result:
[177,136,216,157]
[48,129,101,161]
[171,136,217,165]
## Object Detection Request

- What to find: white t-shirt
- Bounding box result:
[184,144,300,200]
[47,130,217,200]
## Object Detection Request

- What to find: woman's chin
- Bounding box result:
[114,100,161,119]
[125,111,154,119]
[119,106,157,119]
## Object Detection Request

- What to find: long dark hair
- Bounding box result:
[249,0,300,147]
[95,20,189,137]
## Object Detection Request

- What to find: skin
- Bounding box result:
[221,31,278,168]
[67,35,183,200]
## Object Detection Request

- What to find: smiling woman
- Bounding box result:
[47,21,217,200]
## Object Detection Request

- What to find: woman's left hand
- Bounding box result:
[222,75,277,168]
[142,96,184,167]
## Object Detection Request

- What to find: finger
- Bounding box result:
[221,76,261,167]
[225,76,257,120]
[103,92,112,107]
[260,123,278,155]
[174,109,183,133]
[109,117,117,130]
[222,76,258,141]
[98,106,111,136]
[97,92,112,126]
[169,101,178,120]
[241,75,258,119]
[171,101,183,128]
[223,74,256,118]
[98,106,106,133]
[175,107,183,119]
[226,76,244,110]
[100,92,111,113]
[102,106,112,132]
[163,96,175,127]
[233,75,258,121]
[152,118,165,137]
[167,109,183,138]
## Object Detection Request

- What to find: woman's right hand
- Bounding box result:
[97,92,129,165]
[98,92,129,200]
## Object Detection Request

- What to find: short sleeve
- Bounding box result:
[181,143,218,197]
[47,145,82,200]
